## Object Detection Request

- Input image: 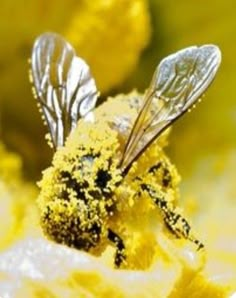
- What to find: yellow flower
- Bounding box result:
[0,144,39,251]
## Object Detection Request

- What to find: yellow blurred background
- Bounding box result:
[0,0,235,180]
[1,0,236,296]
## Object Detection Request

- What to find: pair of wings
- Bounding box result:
[30,33,221,174]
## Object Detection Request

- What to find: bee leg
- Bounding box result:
[140,183,204,250]
[162,209,204,250]
[148,161,172,188]
[108,229,126,268]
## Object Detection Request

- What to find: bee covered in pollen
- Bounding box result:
[30,33,221,269]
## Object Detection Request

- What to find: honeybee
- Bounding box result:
[30,33,221,268]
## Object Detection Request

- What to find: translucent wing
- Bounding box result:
[120,45,221,173]
[30,32,98,149]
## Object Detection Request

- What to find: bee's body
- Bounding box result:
[38,92,187,268]
[31,33,221,268]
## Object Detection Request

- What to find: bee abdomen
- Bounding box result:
[41,202,104,252]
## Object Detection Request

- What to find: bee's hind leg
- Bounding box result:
[140,183,204,250]
[108,229,126,268]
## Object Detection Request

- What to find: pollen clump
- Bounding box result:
[37,116,123,256]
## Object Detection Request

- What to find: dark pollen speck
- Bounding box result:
[95,169,112,189]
